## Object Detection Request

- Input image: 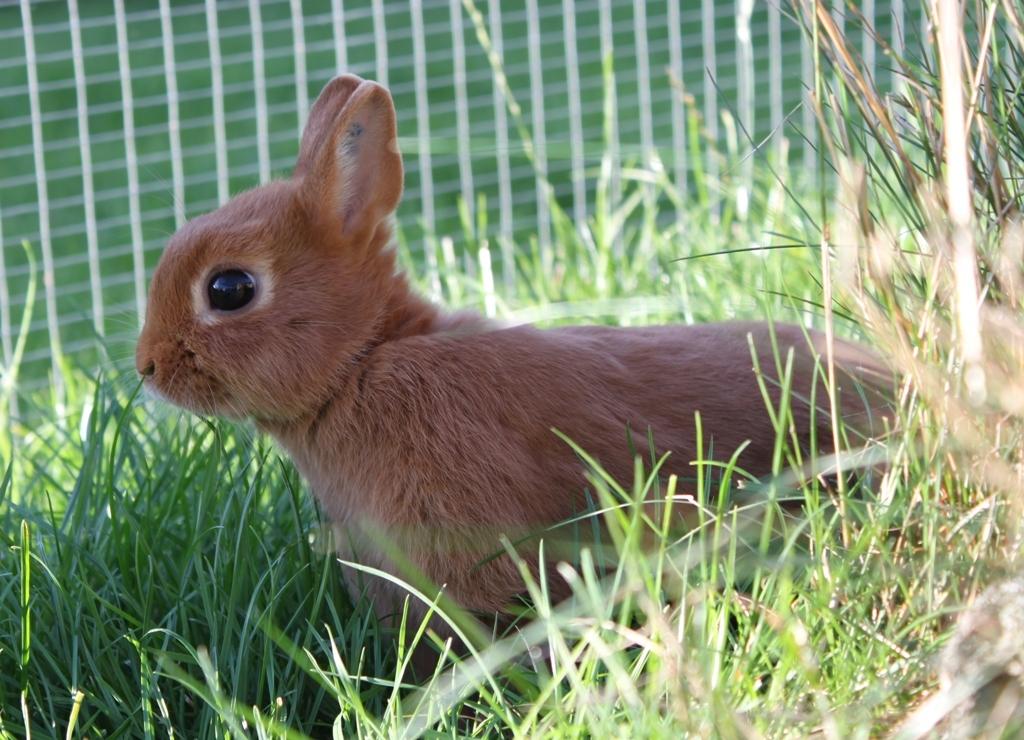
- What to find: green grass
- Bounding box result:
[2,2,1021,738]
[0,159,935,737]
[0,123,840,737]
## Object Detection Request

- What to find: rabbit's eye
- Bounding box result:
[208,270,256,311]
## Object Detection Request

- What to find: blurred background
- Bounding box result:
[0,0,917,402]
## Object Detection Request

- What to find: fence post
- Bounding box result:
[203,0,229,205]
[801,3,817,174]
[248,0,272,184]
[700,0,719,218]
[668,0,688,217]
[562,0,586,231]
[485,0,515,294]
[736,0,755,220]
[290,0,309,133]
[599,0,623,265]
[69,0,104,335]
[892,0,905,94]
[159,0,188,225]
[449,0,476,234]
[863,0,876,78]
[19,0,65,410]
[332,0,348,73]
[633,0,655,201]
[525,0,552,271]
[410,0,440,300]
[372,0,389,87]
[768,0,783,153]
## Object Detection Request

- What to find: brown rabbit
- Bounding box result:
[136,75,889,637]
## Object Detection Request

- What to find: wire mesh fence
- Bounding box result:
[0,0,916,403]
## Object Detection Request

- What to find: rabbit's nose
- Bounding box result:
[137,358,156,377]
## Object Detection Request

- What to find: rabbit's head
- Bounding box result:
[136,75,407,422]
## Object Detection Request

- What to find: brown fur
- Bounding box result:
[137,75,890,632]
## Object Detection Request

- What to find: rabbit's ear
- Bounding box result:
[295,75,363,174]
[295,76,403,239]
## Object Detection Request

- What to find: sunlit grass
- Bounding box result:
[0,138,854,738]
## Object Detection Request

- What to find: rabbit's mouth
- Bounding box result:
[137,334,249,419]
[144,365,242,419]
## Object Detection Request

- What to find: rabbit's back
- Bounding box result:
[275,320,884,531]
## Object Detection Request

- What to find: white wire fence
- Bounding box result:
[0,0,916,404]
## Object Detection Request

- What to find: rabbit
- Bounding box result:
[136,74,890,642]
